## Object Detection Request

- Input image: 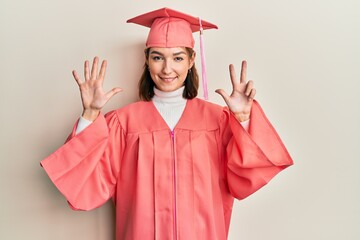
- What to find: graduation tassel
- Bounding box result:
[199,18,209,100]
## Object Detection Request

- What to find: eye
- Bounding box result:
[151,56,163,61]
[174,57,184,62]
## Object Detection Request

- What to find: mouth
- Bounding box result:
[160,76,177,82]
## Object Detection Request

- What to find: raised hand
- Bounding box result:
[215,61,256,122]
[72,57,122,121]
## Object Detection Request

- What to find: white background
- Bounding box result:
[1,0,359,239]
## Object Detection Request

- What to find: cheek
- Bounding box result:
[148,63,161,76]
[177,63,190,76]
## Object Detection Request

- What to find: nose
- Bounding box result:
[162,59,172,75]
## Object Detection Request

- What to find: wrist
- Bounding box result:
[233,112,250,122]
[82,109,100,121]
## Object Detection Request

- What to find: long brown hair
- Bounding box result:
[138,47,199,101]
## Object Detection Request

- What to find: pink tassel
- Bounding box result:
[199,18,209,100]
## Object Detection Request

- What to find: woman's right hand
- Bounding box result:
[72,57,122,121]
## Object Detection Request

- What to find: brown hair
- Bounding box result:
[138,47,199,101]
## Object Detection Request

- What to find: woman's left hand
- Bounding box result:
[215,61,256,122]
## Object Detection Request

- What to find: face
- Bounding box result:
[147,47,195,92]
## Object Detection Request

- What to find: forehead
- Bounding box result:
[149,47,188,55]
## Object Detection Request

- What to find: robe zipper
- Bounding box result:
[171,130,178,240]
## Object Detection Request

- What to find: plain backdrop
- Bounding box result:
[1,0,359,239]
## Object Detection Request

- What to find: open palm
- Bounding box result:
[215,61,256,122]
[72,57,122,121]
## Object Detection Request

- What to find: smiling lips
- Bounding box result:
[160,76,177,82]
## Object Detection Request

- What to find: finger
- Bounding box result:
[72,70,82,85]
[229,64,237,89]
[240,60,247,84]
[84,60,90,81]
[105,87,123,100]
[90,56,99,80]
[245,80,254,96]
[215,89,231,105]
[98,60,107,82]
[248,88,256,100]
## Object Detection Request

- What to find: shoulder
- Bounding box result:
[114,101,150,115]
[185,98,226,130]
[108,101,164,133]
[190,98,224,116]
[114,100,151,119]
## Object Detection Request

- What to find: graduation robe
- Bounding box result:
[40,98,293,240]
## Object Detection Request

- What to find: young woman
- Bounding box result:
[41,7,293,240]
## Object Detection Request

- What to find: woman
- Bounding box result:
[41,7,293,240]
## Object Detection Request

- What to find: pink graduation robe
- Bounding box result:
[41,98,293,240]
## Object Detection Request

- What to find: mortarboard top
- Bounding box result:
[126,7,218,48]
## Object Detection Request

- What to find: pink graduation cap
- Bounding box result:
[127,7,218,100]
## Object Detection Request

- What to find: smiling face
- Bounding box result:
[146,47,195,92]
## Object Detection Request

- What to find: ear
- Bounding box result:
[145,55,149,66]
[144,48,150,66]
[189,51,196,69]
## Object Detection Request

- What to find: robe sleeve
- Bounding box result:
[40,111,124,210]
[221,100,293,200]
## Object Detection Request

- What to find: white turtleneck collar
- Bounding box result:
[152,86,187,104]
[152,86,187,130]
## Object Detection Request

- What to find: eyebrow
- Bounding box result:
[150,50,187,56]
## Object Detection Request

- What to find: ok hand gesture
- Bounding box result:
[72,57,122,121]
[215,61,256,122]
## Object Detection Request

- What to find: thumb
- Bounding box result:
[215,89,231,106]
[105,87,123,100]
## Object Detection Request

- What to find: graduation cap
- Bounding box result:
[127,7,218,100]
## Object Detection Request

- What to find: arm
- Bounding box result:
[41,111,125,210]
[221,102,293,200]
[217,61,293,199]
[41,57,124,210]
